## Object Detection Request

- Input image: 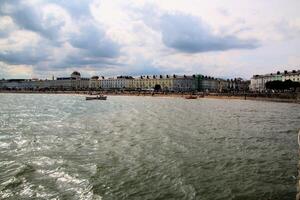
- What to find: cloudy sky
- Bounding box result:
[0,0,299,79]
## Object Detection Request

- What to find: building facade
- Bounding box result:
[0,71,90,90]
[89,76,100,89]
[282,70,300,82]
[130,75,174,91]
[196,75,219,91]
[0,70,256,92]
[250,75,265,92]
[172,75,196,91]
[250,70,299,91]
[55,71,89,90]
[99,76,133,90]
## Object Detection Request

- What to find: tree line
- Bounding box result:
[265,80,300,91]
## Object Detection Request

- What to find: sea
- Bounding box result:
[0,93,299,200]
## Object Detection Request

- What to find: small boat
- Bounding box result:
[185,95,197,99]
[86,95,107,100]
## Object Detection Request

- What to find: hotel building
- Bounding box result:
[282,70,300,82]
[250,70,300,91]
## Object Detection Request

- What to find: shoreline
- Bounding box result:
[205,95,300,104]
[1,90,299,104]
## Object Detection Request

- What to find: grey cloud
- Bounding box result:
[0,16,16,38]
[51,0,93,18]
[140,10,259,53]
[130,64,161,76]
[0,45,50,65]
[0,0,121,70]
[160,13,259,53]
[1,0,64,40]
[0,0,97,42]
[0,31,9,38]
[69,23,120,58]
[122,57,164,76]
[0,0,17,12]
[32,47,123,72]
[128,68,161,76]
[0,26,14,38]
[63,53,121,67]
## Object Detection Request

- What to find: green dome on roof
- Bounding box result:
[71,71,81,76]
[91,76,99,79]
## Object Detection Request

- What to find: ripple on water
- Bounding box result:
[0,94,299,200]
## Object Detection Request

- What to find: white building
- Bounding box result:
[99,76,133,90]
[89,76,100,89]
[0,71,90,90]
[282,70,300,82]
[250,75,268,92]
[250,70,299,91]
[55,71,89,90]
[130,75,174,91]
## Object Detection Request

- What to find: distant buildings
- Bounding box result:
[282,70,300,82]
[0,71,250,92]
[0,71,89,90]
[100,76,133,90]
[195,75,249,92]
[250,75,264,92]
[89,76,100,89]
[250,70,300,92]
[3,69,300,93]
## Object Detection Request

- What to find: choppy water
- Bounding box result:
[0,94,299,200]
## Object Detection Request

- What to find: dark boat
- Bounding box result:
[86,95,107,100]
[185,95,197,99]
[198,94,205,98]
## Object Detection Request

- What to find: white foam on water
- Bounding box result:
[36,168,101,200]
[0,141,10,148]
[19,182,35,197]
[31,156,64,167]
[0,189,14,199]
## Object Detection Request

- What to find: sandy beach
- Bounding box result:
[1,90,299,104]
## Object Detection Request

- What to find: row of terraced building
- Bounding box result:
[0,71,249,92]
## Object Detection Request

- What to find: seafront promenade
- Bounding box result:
[1,90,299,104]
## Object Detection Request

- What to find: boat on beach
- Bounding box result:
[86,95,107,100]
[185,95,197,99]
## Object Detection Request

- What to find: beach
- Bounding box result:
[1,90,299,104]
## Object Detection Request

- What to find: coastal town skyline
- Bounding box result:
[1,0,300,79]
[1,67,299,81]
[1,69,299,93]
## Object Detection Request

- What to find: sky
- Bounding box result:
[0,0,300,79]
